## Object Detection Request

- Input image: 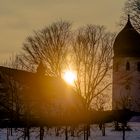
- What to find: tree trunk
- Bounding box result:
[83,125,86,140]
[115,121,119,130]
[88,125,90,136]
[24,127,30,140]
[122,123,125,140]
[70,126,74,137]
[40,127,44,140]
[86,125,89,140]
[7,128,10,140]
[10,128,13,136]
[102,123,105,136]
[65,126,68,140]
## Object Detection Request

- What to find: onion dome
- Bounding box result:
[113,15,140,57]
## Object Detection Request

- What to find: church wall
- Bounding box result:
[113,57,140,111]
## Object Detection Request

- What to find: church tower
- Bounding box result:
[113,16,140,111]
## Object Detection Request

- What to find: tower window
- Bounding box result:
[126,62,130,71]
[125,84,130,90]
[137,62,140,72]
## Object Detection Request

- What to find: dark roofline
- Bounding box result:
[0,66,68,86]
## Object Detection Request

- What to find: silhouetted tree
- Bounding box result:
[19,21,114,111]
[0,57,27,139]
[20,20,72,77]
[121,0,140,31]
[4,56,42,139]
[72,25,114,110]
[72,25,114,139]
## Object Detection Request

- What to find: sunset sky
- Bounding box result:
[0,0,126,63]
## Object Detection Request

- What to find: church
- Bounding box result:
[113,16,140,112]
[0,64,83,126]
[0,16,140,124]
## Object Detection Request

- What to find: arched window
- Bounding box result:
[137,62,140,72]
[126,62,130,71]
[125,84,130,90]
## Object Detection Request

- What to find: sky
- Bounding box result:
[0,0,126,64]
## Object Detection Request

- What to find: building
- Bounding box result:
[113,16,140,112]
[0,64,83,126]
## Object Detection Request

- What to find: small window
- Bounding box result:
[125,84,130,90]
[137,62,140,72]
[126,62,130,71]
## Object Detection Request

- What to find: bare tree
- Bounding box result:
[121,0,140,31]
[0,57,27,139]
[92,93,110,111]
[72,25,114,110]
[20,20,72,77]
[71,25,114,139]
[19,21,114,111]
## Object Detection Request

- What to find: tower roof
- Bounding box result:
[113,16,140,57]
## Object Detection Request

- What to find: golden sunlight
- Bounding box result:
[63,70,77,85]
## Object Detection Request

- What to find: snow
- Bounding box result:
[0,122,140,140]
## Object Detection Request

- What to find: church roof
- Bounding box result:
[113,16,140,57]
[0,66,78,99]
[0,66,84,126]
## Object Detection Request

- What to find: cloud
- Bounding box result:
[0,0,126,63]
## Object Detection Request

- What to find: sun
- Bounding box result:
[63,70,77,85]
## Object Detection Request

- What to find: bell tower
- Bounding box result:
[113,16,140,111]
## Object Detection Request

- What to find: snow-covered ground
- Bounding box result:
[0,122,140,140]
